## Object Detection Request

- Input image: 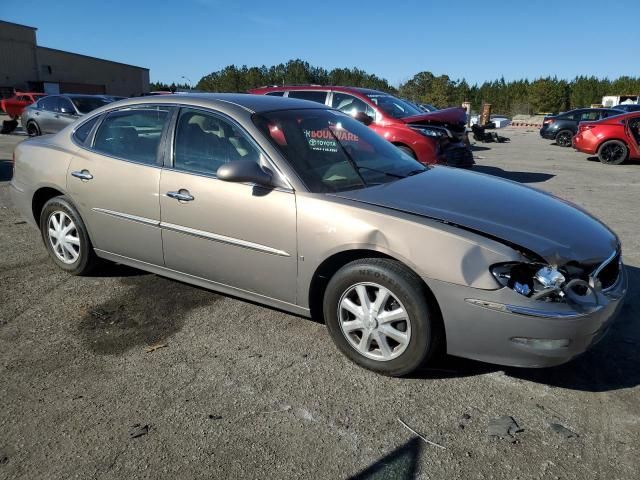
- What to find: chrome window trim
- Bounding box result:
[160,221,290,257]
[168,105,294,191]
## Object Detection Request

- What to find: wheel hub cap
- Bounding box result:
[47,211,80,264]
[338,282,411,362]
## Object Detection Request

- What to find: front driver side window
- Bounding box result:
[173,108,261,176]
[93,107,170,165]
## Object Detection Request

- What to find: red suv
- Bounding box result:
[248,85,473,167]
[0,92,47,119]
[573,111,640,165]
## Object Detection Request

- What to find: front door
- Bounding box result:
[627,116,640,157]
[67,105,173,265]
[159,107,298,303]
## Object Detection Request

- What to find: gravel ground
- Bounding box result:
[0,128,639,480]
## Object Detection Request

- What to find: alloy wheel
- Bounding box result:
[556,131,572,147]
[47,211,80,264]
[27,123,39,136]
[338,282,411,361]
[600,143,625,164]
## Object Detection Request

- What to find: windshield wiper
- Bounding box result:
[407,168,427,176]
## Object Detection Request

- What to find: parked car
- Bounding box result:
[417,103,438,112]
[0,92,47,119]
[10,94,626,376]
[249,85,474,168]
[573,112,640,165]
[611,104,640,113]
[540,108,622,147]
[21,94,114,136]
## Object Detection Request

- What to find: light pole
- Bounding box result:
[181,75,193,91]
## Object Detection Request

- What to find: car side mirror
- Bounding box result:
[216,159,273,187]
[59,106,75,115]
[354,111,373,126]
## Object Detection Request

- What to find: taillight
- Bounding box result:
[543,118,555,125]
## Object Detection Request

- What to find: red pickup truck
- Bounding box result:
[1,92,47,119]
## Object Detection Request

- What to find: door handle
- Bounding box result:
[71,170,93,181]
[166,190,194,202]
[35,112,40,116]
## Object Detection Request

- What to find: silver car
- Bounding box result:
[10,94,627,376]
[21,94,114,137]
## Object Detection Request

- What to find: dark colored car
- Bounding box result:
[249,85,474,168]
[610,104,640,113]
[0,92,47,119]
[21,94,114,136]
[540,108,622,147]
[573,112,640,165]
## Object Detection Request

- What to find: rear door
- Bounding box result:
[67,105,173,265]
[36,96,60,133]
[159,106,298,303]
[626,115,640,156]
[52,97,79,132]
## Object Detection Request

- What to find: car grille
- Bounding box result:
[594,251,621,290]
[443,145,474,168]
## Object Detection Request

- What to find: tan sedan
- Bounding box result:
[10,94,626,376]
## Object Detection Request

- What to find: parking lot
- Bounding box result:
[0,128,639,479]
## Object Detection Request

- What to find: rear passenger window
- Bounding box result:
[265,91,285,96]
[73,116,100,144]
[287,90,328,104]
[173,108,261,176]
[93,107,170,165]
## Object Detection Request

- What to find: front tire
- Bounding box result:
[323,258,440,376]
[39,196,99,275]
[598,140,628,165]
[397,145,417,159]
[555,130,573,147]
[26,121,41,137]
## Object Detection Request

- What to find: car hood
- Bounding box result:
[400,107,467,127]
[333,167,618,266]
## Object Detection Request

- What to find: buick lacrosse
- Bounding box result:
[10,94,627,376]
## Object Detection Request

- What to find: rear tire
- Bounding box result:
[26,121,40,137]
[39,196,99,275]
[323,258,441,376]
[598,140,628,165]
[555,130,573,147]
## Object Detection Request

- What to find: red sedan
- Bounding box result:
[573,112,640,165]
[0,92,47,119]
[249,85,473,167]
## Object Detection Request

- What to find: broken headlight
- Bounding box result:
[492,262,601,305]
[413,126,451,138]
[491,263,567,302]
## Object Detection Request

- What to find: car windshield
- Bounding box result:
[365,93,423,119]
[70,96,112,114]
[253,109,426,193]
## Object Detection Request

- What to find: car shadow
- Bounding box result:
[470,145,491,152]
[0,160,13,181]
[410,265,640,393]
[348,437,422,480]
[472,165,555,183]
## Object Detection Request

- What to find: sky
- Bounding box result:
[2,0,639,87]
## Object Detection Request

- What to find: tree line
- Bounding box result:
[152,59,640,115]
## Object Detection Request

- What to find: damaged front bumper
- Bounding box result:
[425,264,627,368]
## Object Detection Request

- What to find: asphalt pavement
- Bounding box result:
[1,127,639,479]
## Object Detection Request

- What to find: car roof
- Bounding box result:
[250,85,388,96]
[97,92,332,114]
